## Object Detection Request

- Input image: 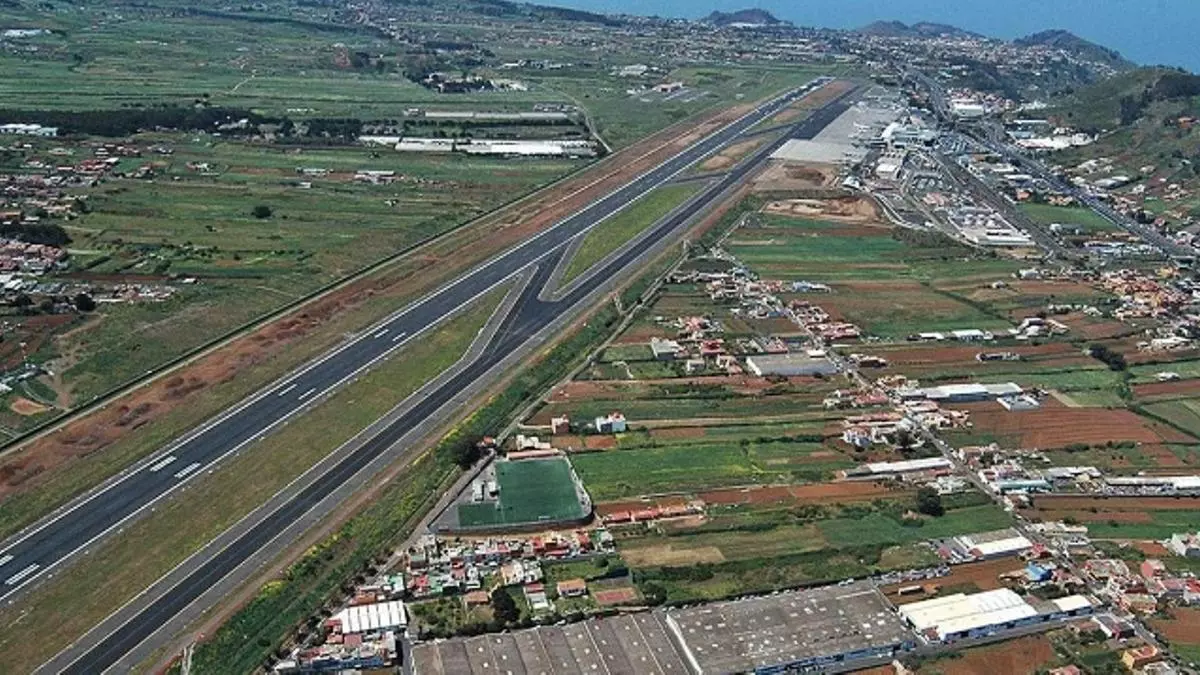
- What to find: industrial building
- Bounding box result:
[905,382,1022,403]
[953,529,1034,558]
[412,612,691,675]
[665,581,915,673]
[745,352,840,377]
[899,588,1095,642]
[845,457,953,478]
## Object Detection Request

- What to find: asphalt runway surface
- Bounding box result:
[17,79,857,672]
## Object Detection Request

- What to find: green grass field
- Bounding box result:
[1141,398,1200,437]
[1019,203,1118,232]
[560,183,701,286]
[457,458,587,527]
[571,437,852,500]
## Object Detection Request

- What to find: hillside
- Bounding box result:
[1015,29,1133,69]
[1047,66,1200,226]
[1048,67,1200,130]
[858,20,979,39]
[704,8,782,27]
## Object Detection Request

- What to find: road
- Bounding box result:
[907,66,1193,261]
[29,81,860,672]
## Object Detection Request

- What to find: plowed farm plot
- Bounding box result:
[930,634,1058,675]
[1153,607,1200,644]
[699,481,902,506]
[948,399,1195,449]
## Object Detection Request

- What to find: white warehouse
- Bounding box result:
[899,588,1095,642]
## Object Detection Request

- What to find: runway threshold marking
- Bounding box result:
[4,563,39,585]
[172,462,201,480]
[0,554,12,568]
[147,455,177,473]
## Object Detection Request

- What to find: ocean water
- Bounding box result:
[551,0,1200,73]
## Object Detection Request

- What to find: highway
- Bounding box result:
[26,80,860,672]
[908,67,1193,260]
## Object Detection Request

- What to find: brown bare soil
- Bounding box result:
[934,634,1056,675]
[700,138,767,171]
[584,436,617,449]
[1142,443,1186,467]
[883,557,1023,602]
[621,544,725,566]
[761,195,882,224]
[592,587,640,606]
[752,160,836,191]
[950,399,1195,448]
[1030,495,1200,511]
[871,342,1084,368]
[699,481,900,506]
[1135,541,1172,556]
[1037,510,1153,523]
[764,80,854,125]
[9,397,51,417]
[1134,379,1200,399]
[649,427,706,440]
[0,100,757,504]
[594,495,691,516]
[1057,312,1133,340]
[1152,607,1200,643]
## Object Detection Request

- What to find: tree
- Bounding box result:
[73,293,96,312]
[915,487,944,517]
[491,589,519,625]
[251,205,273,219]
[640,581,667,605]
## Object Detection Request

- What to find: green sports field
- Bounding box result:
[457,458,587,527]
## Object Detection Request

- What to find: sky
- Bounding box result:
[548,0,1200,72]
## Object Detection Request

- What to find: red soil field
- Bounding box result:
[1141,443,1186,467]
[1134,379,1200,400]
[649,427,706,440]
[1152,607,1200,643]
[882,557,1023,602]
[1134,541,1172,556]
[1030,495,1200,511]
[952,399,1195,448]
[594,495,691,517]
[1036,510,1152,523]
[872,342,1085,368]
[699,481,899,506]
[937,634,1057,675]
[592,587,640,606]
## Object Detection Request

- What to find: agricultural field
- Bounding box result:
[53,145,581,401]
[727,217,1024,338]
[617,495,1010,603]
[942,399,1194,452]
[570,423,854,500]
[1024,494,1200,540]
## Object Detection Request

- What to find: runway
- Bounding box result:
[19,78,856,672]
